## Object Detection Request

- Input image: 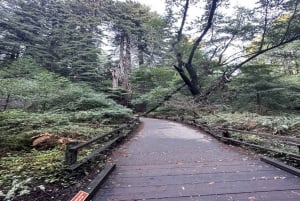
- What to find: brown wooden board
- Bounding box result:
[261,157,300,177]
[103,170,296,188]
[90,118,300,201]
[67,137,121,171]
[144,190,300,201]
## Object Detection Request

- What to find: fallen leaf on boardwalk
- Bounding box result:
[209,182,215,185]
[182,186,185,190]
[291,191,300,196]
[248,196,256,201]
[274,176,286,180]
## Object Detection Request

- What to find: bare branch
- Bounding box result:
[217,34,236,65]
[187,0,219,66]
[258,1,269,51]
[281,0,299,43]
[177,0,190,43]
[172,0,190,56]
[226,35,300,77]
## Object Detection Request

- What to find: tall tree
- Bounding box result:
[103,0,168,89]
[0,0,104,86]
[167,0,300,101]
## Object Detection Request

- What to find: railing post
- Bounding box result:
[222,128,231,138]
[298,145,300,155]
[65,142,79,165]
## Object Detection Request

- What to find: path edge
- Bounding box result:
[70,163,116,201]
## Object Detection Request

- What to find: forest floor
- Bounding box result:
[1,108,299,200]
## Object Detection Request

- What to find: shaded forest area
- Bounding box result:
[0,0,300,200]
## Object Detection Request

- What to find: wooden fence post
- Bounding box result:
[65,142,79,165]
[222,128,231,138]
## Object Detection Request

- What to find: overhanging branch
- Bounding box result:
[187,0,219,66]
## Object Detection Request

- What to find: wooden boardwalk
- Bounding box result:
[92,118,300,201]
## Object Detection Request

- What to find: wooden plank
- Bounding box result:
[70,118,139,151]
[84,164,116,200]
[109,164,274,178]
[96,178,300,200]
[144,190,300,201]
[70,125,127,151]
[90,118,300,201]
[103,169,296,188]
[223,137,300,159]
[261,157,300,177]
[69,164,115,201]
[218,127,300,144]
[67,137,122,171]
[114,159,262,170]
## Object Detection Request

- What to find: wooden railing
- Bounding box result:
[216,127,300,158]
[65,118,139,170]
[148,115,300,163]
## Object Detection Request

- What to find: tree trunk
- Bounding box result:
[256,92,262,114]
[110,68,119,88]
[185,63,200,95]
[122,35,131,90]
[3,94,10,111]
[137,34,144,66]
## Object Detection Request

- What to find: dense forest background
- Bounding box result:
[0,0,299,200]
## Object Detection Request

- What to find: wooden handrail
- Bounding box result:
[70,124,127,151]
[65,118,139,168]
[218,127,300,144]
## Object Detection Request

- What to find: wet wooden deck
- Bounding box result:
[92,118,300,201]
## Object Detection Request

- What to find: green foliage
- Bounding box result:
[130,66,181,111]
[0,55,132,201]
[229,64,300,111]
[0,0,105,86]
[0,55,132,200]
[131,66,180,92]
[0,149,64,199]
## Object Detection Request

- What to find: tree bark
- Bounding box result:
[137,34,144,66]
[3,94,10,111]
[122,35,131,90]
[110,68,119,88]
[256,92,262,114]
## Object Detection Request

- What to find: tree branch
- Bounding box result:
[187,0,219,66]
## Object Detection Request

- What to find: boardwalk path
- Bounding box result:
[93,118,300,201]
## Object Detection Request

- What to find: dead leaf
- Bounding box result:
[274,176,286,180]
[291,191,300,196]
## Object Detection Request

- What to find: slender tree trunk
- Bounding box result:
[110,69,119,88]
[256,92,262,114]
[122,35,131,90]
[119,34,125,79]
[3,94,10,111]
[137,34,144,66]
